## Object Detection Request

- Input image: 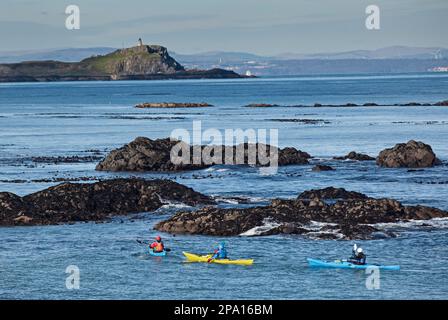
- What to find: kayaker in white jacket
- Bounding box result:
[349,244,367,265]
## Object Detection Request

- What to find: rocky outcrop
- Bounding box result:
[0,179,213,226]
[135,102,212,108]
[244,104,280,108]
[297,187,368,200]
[434,100,448,106]
[333,151,375,161]
[96,137,311,172]
[312,165,334,172]
[154,187,448,240]
[376,140,439,168]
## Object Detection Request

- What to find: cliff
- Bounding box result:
[0,45,244,82]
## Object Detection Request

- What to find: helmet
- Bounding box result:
[357,247,363,254]
[218,242,225,249]
[155,235,162,241]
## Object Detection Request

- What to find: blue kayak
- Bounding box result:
[307,258,400,270]
[149,250,167,257]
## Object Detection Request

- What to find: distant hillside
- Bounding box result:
[0,47,116,63]
[1,45,448,77]
[276,46,448,60]
[0,45,243,82]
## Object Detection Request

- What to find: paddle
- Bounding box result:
[136,239,171,252]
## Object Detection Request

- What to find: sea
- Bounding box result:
[1,73,448,299]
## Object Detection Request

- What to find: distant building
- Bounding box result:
[245,70,252,77]
[138,38,143,47]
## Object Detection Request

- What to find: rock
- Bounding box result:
[154,187,448,240]
[297,187,368,201]
[244,103,280,108]
[333,151,375,161]
[434,100,448,106]
[96,137,311,172]
[363,103,378,106]
[135,102,212,108]
[312,165,335,172]
[31,155,103,164]
[0,178,213,226]
[269,119,331,124]
[376,140,439,168]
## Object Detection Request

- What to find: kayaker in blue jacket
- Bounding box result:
[348,244,366,265]
[208,242,228,262]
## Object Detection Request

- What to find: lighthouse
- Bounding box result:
[137,38,143,47]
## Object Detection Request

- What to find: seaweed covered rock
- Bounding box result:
[377,140,439,168]
[0,179,213,226]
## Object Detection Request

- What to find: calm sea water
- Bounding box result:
[1,74,448,299]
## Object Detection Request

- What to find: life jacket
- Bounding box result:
[153,241,164,252]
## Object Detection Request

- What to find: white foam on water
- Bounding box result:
[240,218,282,236]
[303,220,339,231]
[371,217,448,230]
[159,200,192,210]
[306,230,345,240]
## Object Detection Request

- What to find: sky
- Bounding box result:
[0,0,447,55]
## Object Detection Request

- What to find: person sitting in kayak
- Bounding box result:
[348,244,366,265]
[149,235,165,253]
[207,242,228,263]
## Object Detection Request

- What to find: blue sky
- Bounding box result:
[0,0,447,54]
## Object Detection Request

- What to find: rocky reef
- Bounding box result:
[135,102,213,108]
[0,179,213,226]
[154,187,448,240]
[377,140,439,168]
[96,137,311,172]
[333,151,375,161]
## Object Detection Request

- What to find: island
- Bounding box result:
[0,39,246,82]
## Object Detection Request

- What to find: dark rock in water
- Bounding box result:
[135,102,212,108]
[434,100,448,106]
[269,118,331,124]
[312,165,334,172]
[399,102,422,106]
[376,140,439,168]
[333,151,375,161]
[297,187,368,201]
[0,178,213,226]
[363,103,379,106]
[154,187,448,240]
[31,155,103,164]
[244,103,280,108]
[96,137,311,172]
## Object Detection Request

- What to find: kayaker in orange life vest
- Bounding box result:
[149,235,165,253]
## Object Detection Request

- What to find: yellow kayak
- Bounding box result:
[183,252,254,266]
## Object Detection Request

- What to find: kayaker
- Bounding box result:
[149,235,165,253]
[348,246,366,265]
[207,242,228,263]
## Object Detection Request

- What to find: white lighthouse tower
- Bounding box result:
[137,38,143,47]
